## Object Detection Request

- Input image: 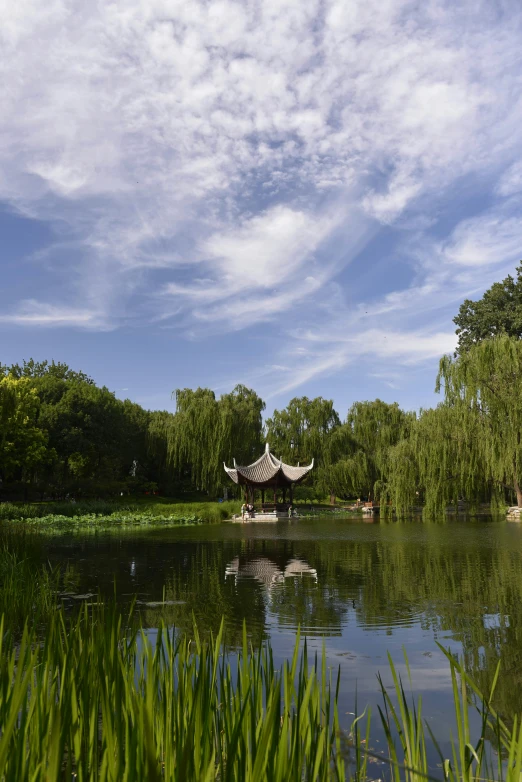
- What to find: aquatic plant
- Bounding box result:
[0,499,241,524]
[374,645,522,782]
[0,545,77,629]
[0,608,344,781]
[13,512,204,528]
[1,590,522,779]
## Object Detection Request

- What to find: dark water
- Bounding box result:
[3,515,522,747]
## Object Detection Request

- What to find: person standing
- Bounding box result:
[241,502,246,521]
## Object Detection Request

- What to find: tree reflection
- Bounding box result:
[21,520,522,719]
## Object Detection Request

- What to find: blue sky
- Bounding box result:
[1,0,522,418]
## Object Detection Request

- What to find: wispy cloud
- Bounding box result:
[1,0,522,401]
[0,301,109,329]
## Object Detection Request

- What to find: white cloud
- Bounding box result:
[203,206,335,289]
[1,0,522,402]
[496,161,522,198]
[0,300,108,329]
[442,213,522,268]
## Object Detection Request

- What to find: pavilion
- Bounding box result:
[224,443,314,519]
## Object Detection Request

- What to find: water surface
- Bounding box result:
[4,515,521,748]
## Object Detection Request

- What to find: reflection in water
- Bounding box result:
[225,555,317,591]
[4,518,522,723]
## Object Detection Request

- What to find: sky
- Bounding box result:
[1,0,522,418]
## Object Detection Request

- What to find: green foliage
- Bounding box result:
[266,396,350,500]
[0,360,174,498]
[169,385,264,494]
[385,336,522,514]
[1,595,522,779]
[324,400,412,501]
[374,645,522,782]
[0,376,50,482]
[0,546,77,630]
[0,499,240,524]
[438,335,522,504]
[265,396,341,465]
[1,358,95,384]
[0,608,345,781]
[454,262,522,354]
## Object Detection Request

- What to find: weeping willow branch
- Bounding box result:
[387,336,522,516]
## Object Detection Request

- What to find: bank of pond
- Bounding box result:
[0,499,362,528]
[1,497,517,531]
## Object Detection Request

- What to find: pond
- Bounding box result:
[3,515,522,750]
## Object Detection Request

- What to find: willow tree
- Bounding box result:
[386,335,522,515]
[168,385,264,495]
[385,404,484,516]
[265,397,342,501]
[438,335,522,507]
[328,400,412,502]
[265,397,340,463]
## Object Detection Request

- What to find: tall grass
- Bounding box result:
[0,607,344,781]
[0,546,77,630]
[372,646,522,782]
[1,597,522,779]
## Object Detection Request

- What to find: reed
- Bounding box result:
[373,645,522,782]
[1,599,522,779]
[0,546,70,630]
[0,607,344,781]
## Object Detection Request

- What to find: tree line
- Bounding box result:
[2,263,522,509]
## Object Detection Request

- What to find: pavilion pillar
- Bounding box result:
[282,487,287,503]
[262,489,265,505]
[289,484,293,504]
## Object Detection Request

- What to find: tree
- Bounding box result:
[169,385,265,495]
[438,335,522,507]
[454,263,522,354]
[385,404,476,516]
[0,377,50,483]
[328,400,412,502]
[2,358,94,384]
[0,378,17,437]
[387,335,522,514]
[265,396,340,464]
[265,397,342,502]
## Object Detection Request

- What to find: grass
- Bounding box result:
[0,499,241,525]
[373,646,522,782]
[1,550,522,780]
[0,545,78,630]
[0,607,345,781]
[1,607,522,781]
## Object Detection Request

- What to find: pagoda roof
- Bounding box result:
[224,443,313,487]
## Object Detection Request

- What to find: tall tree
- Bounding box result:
[265,397,340,464]
[454,263,522,354]
[438,335,522,507]
[266,397,343,503]
[387,336,522,514]
[3,359,94,384]
[0,377,50,483]
[169,385,265,495]
[328,400,412,502]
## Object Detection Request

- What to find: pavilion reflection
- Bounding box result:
[225,555,317,591]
